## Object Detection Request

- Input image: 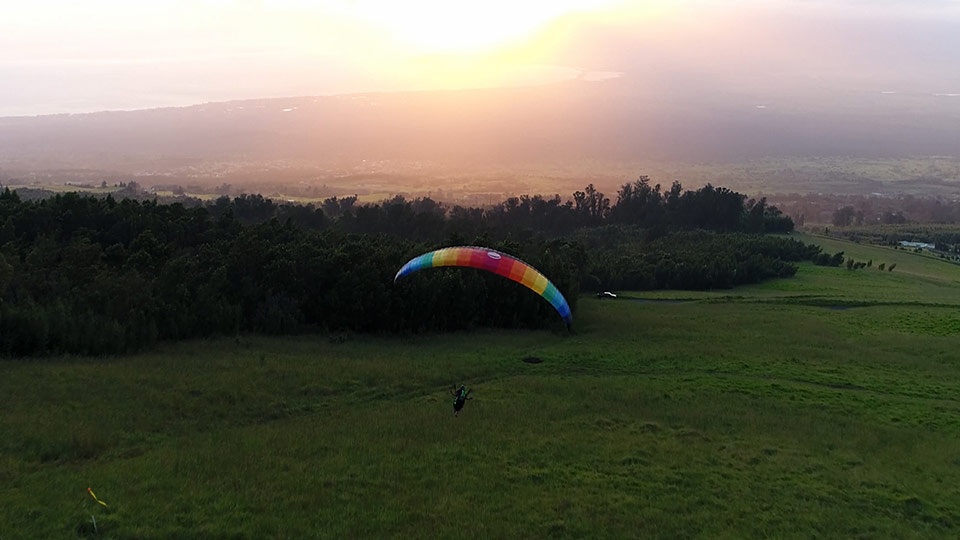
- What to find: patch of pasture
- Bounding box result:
[2,257,960,537]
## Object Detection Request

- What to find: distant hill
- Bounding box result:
[1,77,959,205]
[2,77,958,172]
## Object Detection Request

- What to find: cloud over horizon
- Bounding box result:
[1,0,958,118]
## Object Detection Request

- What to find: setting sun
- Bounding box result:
[4,0,959,116]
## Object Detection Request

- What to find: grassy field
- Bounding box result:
[2,235,960,538]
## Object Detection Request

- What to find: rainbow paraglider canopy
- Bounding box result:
[394,246,572,326]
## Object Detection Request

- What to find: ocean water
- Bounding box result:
[0,57,618,118]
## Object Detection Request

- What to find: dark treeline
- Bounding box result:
[578,228,820,291]
[770,192,960,229]
[319,177,794,240]
[1,178,827,356]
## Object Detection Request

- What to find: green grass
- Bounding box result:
[2,243,960,538]
[623,233,960,307]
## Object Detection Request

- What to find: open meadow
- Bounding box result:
[2,235,960,538]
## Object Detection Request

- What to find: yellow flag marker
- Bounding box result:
[87,487,108,508]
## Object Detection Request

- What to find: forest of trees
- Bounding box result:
[0,178,839,356]
[770,191,960,229]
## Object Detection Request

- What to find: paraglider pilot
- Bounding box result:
[452,385,472,417]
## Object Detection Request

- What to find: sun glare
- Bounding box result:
[328,0,627,55]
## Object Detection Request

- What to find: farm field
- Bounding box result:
[2,235,960,538]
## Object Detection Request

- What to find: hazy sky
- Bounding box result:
[3,0,959,116]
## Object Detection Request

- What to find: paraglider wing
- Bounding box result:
[394,246,572,326]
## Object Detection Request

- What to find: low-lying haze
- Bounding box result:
[1,1,958,199]
[3,1,958,117]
